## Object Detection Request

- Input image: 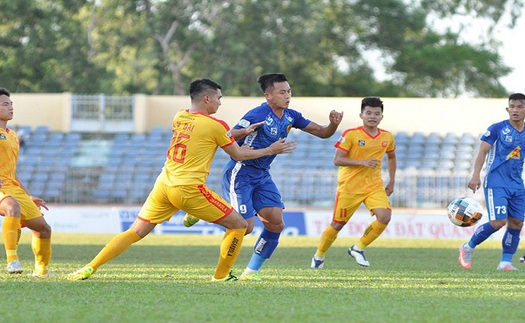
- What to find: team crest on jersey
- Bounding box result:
[0,133,6,140]
[271,128,278,135]
[358,140,365,146]
[507,146,521,160]
[505,135,513,143]
[382,141,388,147]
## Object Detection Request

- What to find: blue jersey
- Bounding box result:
[232,102,311,170]
[482,120,525,189]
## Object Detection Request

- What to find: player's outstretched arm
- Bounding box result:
[223,138,296,161]
[302,110,344,138]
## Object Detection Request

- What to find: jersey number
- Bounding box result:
[167,131,190,163]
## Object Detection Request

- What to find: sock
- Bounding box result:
[246,229,280,271]
[356,220,387,249]
[316,225,339,258]
[2,216,21,262]
[213,227,246,279]
[32,237,52,274]
[468,222,497,248]
[87,230,141,271]
[501,227,521,263]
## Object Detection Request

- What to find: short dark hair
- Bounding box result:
[257,74,288,92]
[189,79,222,101]
[509,93,525,102]
[0,88,11,97]
[361,97,383,112]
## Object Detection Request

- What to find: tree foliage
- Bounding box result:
[0,0,521,97]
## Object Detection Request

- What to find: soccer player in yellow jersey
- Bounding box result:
[67,79,296,282]
[0,88,53,277]
[311,97,396,268]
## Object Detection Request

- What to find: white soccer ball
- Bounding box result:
[447,197,484,227]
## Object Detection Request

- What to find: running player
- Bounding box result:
[459,93,525,271]
[67,79,296,281]
[311,96,396,268]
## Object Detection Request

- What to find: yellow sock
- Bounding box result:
[213,227,246,279]
[316,225,339,258]
[87,230,141,271]
[32,237,52,274]
[356,220,388,249]
[2,216,21,262]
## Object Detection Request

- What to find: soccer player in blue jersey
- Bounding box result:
[458,93,525,271]
[184,73,343,280]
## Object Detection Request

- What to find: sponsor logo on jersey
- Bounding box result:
[506,146,521,160]
[502,127,511,135]
[266,116,273,126]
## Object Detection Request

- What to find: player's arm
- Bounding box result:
[222,138,296,161]
[385,151,397,196]
[231,121,265,141]
[468,141,491,193]
[301,110,343,138]
[15,173,48,210]
[333,147,380,168]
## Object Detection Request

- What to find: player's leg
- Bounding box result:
[240,206,283,281]
[497,194,525,270]
[17,191,52,277]
[212,210,247,281]
[68,180,172,280]
[22,216,52,277]
[184,184,248,281]
[312,192,356,268]
[0,194,23,273]
[459,187,505,269]
[349,189,391,267]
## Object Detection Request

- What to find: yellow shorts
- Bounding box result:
[333,187,391,223]
[0,186,43,221]
[138,179,233,224]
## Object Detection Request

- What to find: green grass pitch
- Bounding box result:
[1,233,525,322]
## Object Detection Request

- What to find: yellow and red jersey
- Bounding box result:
[334,126,395,194]
[158,109,234,186]
[0,128,21,188]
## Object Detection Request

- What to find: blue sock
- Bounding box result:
[246,229,280,271]
[468,222,497,248]
[501,227,521,263]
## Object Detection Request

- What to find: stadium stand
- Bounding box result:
[15,126,482,208]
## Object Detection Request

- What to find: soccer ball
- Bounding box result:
[447,197,483,227]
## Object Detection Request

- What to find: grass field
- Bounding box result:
[1,233,525,322]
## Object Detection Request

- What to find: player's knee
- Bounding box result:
[264,221,284,233]
[38,221,52,238]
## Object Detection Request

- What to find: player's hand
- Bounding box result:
[362,158,380,168]
[245,121,265,136]
[467,178,481,193]
[385,182,395,196]
[329,110,344,125]
[31,196,49,211]
[269,138,296,154]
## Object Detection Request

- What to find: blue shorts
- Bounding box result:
[222,160,284,219]
[484,186,525,221]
